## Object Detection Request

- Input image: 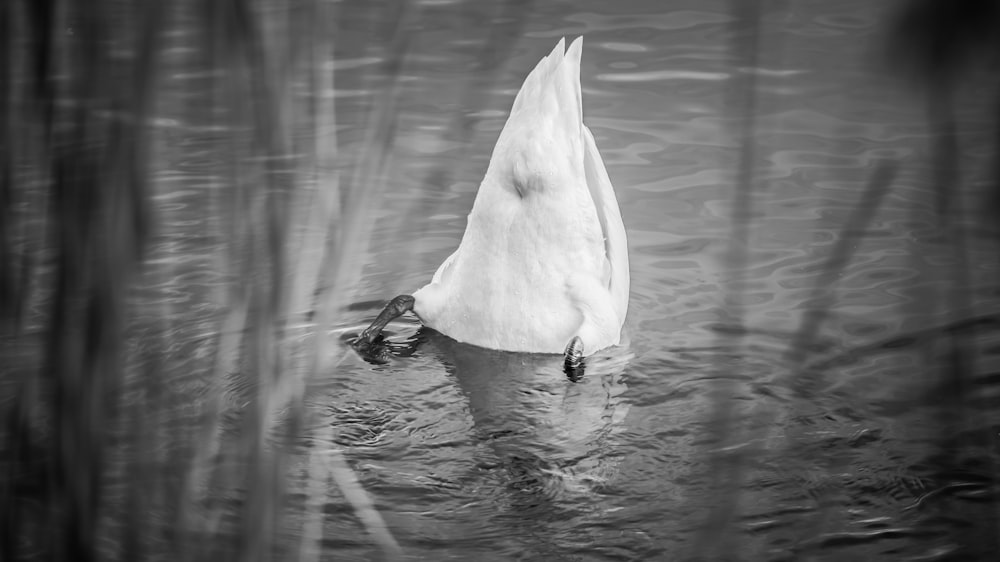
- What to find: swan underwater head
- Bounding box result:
[354,36,630,378]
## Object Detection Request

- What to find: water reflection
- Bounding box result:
[383,328,632,497]
[431,332,631,555]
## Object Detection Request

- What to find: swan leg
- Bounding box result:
[563,336,584,381]
[354,294,414,357]
[563,278,617,381]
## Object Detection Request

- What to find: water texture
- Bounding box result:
[2,0,999,561]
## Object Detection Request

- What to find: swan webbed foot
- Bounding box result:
[352,294,415,361]
[563,336,584,382]
[353,334,392,364]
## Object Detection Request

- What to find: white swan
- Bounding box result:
[356,37,629,377]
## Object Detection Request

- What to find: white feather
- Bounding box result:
[412,37,630,355]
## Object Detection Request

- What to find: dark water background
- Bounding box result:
[1,0,999,560]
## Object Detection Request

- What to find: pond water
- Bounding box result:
[314,2,1000,559]
[8,0,1000,560]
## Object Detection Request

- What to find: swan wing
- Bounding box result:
[583,123,630,327]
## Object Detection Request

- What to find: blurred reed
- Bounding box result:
[1,0,998,560]
[886,0,1000,555]
[0,0,417,560]
[693,2,764,558]
[692,0,1000,558]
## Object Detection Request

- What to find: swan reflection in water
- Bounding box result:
[383,326,632,509]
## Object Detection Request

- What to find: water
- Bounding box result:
[6,0,1000,560]
[310,2,999,558]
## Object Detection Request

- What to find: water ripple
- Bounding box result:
[595,69,729,83]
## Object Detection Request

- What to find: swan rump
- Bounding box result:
[410,37,630,356]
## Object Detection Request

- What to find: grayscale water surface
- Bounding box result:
[10,0,1000,560]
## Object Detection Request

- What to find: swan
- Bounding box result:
[354,37,629,378]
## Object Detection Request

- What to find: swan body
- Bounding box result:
[409,37,629,356]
